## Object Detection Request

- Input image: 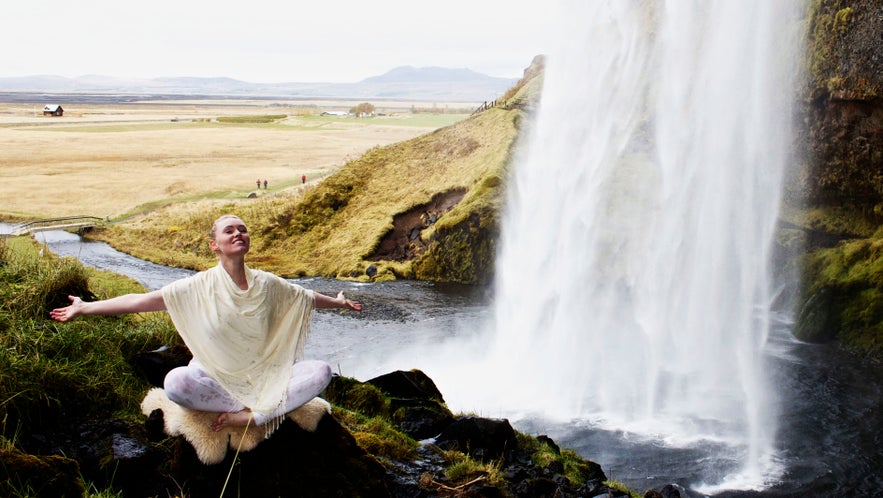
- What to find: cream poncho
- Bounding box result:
[161,264,315,420]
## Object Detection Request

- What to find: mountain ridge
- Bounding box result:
[0,66,520,102]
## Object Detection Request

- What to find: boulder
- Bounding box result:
[160,413,391,498]
[435,416,518,462]
[366,369,456,439]
[0,448,84,498]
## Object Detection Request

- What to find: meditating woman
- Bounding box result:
[50,214,361,433]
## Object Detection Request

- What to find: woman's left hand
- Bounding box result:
[336,291,362,311]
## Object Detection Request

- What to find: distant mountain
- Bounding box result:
[0,66,521,103]
[362,66,507,84]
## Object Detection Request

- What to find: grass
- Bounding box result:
[69,67,544,286]
[216,114,287,123]
[0,100,460,220]
[0,236,181,496]
[0,238,179,431]
[294,113,471,128]
[333,408,419,461]
[86,104,524,282]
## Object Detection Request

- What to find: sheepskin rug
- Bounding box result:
[141,387,331,464]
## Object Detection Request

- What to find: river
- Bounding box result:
[4,224,881,497]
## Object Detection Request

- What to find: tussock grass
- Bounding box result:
[0,237,179,440]
[442,450,505,487]
[333,408,419,461]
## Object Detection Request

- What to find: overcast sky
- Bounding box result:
[3,0,557,83]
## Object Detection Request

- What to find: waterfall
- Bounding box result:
[485,0,799,490]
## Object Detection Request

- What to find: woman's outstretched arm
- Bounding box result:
[314,291,362,311]
[50,290,166,322]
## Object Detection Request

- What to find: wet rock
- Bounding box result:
[536,434,560,453]
[131,345,192,387]
[435,416,518,462]
[368,369,446,402]
[367,369,455,439]
[643,484,682,498]
[0,448,84,498]
[162,413,390,498]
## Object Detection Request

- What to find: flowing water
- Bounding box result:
[491,0,798,491]
[403,1,802,493]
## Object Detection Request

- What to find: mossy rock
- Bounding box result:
[0,448,84,498]
[795,284,842,343]
[324,375,391,417]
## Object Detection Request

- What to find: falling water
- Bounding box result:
[485,0,799,491]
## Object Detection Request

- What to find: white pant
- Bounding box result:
[163,358,333,426]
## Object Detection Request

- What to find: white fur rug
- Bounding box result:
[141,387,331,464]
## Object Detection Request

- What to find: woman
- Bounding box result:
[50,214,361,433]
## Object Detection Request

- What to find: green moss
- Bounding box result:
[323,376,390,417]
[605,479,642,498]
[796,237,883,357]
[0,447,85,498]
[805,0,849,96]
[833,7,853,33]
[334,409,419,461]
[516,433,607,486]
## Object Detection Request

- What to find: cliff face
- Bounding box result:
[788,0,883,357]
[790,0,883,207]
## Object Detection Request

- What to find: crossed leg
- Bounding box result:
[163,358,333,432]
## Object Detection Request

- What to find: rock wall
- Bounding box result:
[789,0,883,208]
[787,0,883,357]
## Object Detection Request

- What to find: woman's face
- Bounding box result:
[210,216,250,257]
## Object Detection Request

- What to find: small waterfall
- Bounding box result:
[485,0,800,490]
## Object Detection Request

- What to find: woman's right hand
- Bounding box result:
[49,295,84,322]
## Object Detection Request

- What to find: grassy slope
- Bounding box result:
[92,72,542,284]
[262,107,521,280]
[0,237,180,437]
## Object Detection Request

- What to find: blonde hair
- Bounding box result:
[209,215,243,240]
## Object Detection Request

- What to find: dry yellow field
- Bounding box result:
[0,99,467,219]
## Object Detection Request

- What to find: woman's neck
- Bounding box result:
[219,257,248,290]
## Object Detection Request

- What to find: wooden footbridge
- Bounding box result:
[5,216,105,237]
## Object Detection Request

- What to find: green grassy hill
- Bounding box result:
[95,61,544,285]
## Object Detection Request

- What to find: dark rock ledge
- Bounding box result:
[1,347,683,498]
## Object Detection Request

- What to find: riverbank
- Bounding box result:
[0,235,654,497]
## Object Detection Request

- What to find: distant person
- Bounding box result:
[256,179,261,190]
[301,174,306,184]
[50,214,362,433]
[263,179,268,189]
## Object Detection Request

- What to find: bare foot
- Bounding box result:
[211,409,253,432]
